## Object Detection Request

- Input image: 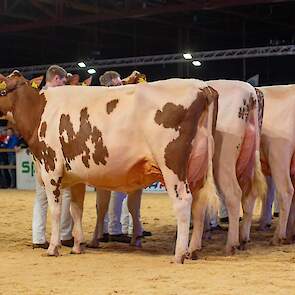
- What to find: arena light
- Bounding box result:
[183,53,192,60]
[87,68,96,74]
[78,62,86,68]
[192,60,202,67]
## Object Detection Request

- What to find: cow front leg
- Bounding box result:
[45,176,63,256]
[127,189,143,247]
[70,184,86,254]
[87,189,111,248]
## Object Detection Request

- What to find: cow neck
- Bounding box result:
[12,85,46,147]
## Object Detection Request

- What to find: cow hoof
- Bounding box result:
[130,237,142,248]
[186,249,200,260]
[259,224,271,231]
[47,246,59,257]
[86,240,100,249]
[175,253,187,264]
[238,240,250,251]
[226,245,238,256]
[70,248,85,254]
[270,237,287,246]
[286,235,295,244]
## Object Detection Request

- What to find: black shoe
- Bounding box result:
[273,212,279,218]
[61,237,74,247]
[98,233,109,243]
[32,241,49,249]
[220,217,242,223]
[142,230,152,237]
[210,224,224,231]
[220,217,229,223]
[109,234,131,243]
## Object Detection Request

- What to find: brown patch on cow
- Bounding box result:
[59,107,109,168]
[238,95,257,122]
[255,88,264,132]
[51,177,62,202]
[155,103,187,131]
[92,127,109,165]
[40,121,47,138]
[209,86,219,136]
[154,88,208,181]
[106,99,119,114]
[174,185,180,199]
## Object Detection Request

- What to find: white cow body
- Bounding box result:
[206,80,265,254]
[259,84,295,243]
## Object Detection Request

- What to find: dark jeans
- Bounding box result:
[0,153,10,188]
[7,153,16,188]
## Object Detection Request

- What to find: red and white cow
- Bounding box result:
[0,71,218,263]
[258,85,295,244]
[188,80,266,257]
[90,80,266,257]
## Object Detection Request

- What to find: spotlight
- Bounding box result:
[183,53,192,60]
[87,68,96,74]
[78,62,86,68]
[192,60,201,67]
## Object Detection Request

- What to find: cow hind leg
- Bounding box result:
[161,168,192,264]
[70,184,86,254]
[268,139,294,245]
[87,189,111,248]
[127,189,143,247]
[187,189,208,260]
[239,190,257,249]
[214,131,242,255]
[286,194,295,243]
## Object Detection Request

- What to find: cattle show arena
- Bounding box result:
[1,190,295,295]
[1,1,295,295]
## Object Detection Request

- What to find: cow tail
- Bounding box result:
[197,86,219,217]
[252,89,267,202]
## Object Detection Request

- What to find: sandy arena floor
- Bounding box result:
[0,190,295,295]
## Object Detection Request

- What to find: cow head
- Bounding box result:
[122,71,147,85]
[0,70,28,116]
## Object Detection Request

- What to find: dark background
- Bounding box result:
[1,0,295,85]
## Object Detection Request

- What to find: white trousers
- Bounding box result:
[32,181,73,244]
[104,191,142,235]
[107,192,126,235]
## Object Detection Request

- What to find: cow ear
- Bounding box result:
[0,74,7,82]
[82,76,92,86]
[30,75,44,89]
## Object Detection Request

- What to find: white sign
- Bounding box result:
[16,149,36,190]
[143,182,166,194]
